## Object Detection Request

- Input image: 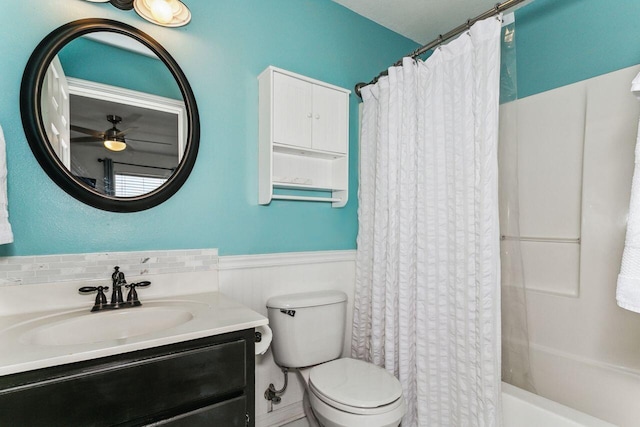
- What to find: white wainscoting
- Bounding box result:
[218,250,356,427]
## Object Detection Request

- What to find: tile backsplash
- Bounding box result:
[0,249,218,286]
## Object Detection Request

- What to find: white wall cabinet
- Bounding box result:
[259,66,350,207]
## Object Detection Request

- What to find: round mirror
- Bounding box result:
[20,18,200,212]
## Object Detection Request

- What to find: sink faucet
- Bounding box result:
[111,266,126,307]
[79,266,151,312]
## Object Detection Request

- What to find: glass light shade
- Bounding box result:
[133,0,191,27]
[104,139,127,152]
[150,1,173,24]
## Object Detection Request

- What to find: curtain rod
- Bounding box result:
[354,0,529,98]
[98,158,175,172]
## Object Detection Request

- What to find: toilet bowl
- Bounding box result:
[266,291,406,427]
[303,358,405,427]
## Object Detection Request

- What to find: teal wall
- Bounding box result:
[5,0,636,258]
[515,0,640,99]
[0,0,417,256]
[58,38,182,99]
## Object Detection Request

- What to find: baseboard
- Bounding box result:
[255,400,305,427]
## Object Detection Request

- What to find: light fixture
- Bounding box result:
[103,115,127,152]
[134,0,191,27]
[84,0,191,28]
[103,138,127,152]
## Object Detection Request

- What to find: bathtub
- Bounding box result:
[502,382,615,427]
[283,382,617,427]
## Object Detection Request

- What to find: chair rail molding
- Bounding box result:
[218,250,356,271]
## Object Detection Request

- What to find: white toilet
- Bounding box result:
[266,290,406,427]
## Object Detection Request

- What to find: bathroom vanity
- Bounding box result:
[0,286,267,427]
[0,329,254,426]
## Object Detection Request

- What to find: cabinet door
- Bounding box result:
[311,84,348,154]
[153,395,246,427]
[0,338,247,427]
[273,72,313,148]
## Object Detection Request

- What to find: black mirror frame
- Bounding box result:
[20,18,200,213]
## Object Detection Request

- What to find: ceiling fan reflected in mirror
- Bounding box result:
[71,114,171,152]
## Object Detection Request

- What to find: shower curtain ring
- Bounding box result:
[495,3,504,21]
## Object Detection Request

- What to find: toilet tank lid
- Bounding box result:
[267,290,347,309]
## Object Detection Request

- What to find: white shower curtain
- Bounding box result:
[352,16,502,427]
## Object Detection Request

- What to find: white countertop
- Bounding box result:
[0,291,268,376]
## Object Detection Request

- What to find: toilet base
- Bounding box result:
[302,388,322,427]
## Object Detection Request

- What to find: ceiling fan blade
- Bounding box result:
[71,125,103,138]
[116,127,138,137]
[71,136,103,143]
[122,113,143,124]
[126,138,173,145]
[123,143,137,152]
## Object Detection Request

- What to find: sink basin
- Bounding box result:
[19,305,195,346]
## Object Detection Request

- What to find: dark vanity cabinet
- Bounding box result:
[0,329,255,426]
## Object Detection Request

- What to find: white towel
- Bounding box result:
[0,126,13,244]
[632,73,640,100]
[617,73,640,313]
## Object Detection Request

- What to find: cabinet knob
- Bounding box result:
[306,113,312,118]
[315,114,320,119]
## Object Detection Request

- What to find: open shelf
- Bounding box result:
[273,143,347,160]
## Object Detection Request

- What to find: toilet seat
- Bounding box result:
[310,382,405,416]
[309,358,404,415]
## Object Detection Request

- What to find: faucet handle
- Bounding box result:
[79,286,109,311]
[129,281,151,288]
[125,281,151,305]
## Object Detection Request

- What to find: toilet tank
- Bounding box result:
[267,290,347,368]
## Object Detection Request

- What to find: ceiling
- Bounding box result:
[332,0,512,44]
[70,95,179,158]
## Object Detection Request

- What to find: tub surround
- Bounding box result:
[500,64,640,426]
